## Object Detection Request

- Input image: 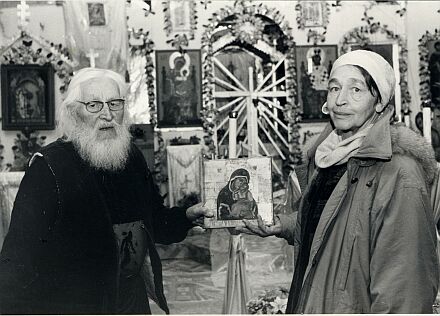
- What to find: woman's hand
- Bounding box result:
[235,215,282,237]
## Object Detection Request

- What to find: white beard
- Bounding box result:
[70,120,131,171]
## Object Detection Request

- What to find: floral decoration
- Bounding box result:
[153,130,168,185]
[247,286,289,314]
[10,131,46,171]
[128,28,156,125]
[0,143,8,172]
[162,0,197,43]
[166,34,189,52]
[126,0,155,17]
[199,0,211,10]
[295,1,330,44]
[0,31,74,94]
[340,18,412,113]
[418,29,440,107]
[231,14,265,46]
[200,0,302,165]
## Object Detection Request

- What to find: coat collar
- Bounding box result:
[307,108,394,162]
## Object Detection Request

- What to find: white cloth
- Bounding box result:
[64,0,128,76]
[315,126,372,168]
[166,145,202,207]
[0,172,25,250]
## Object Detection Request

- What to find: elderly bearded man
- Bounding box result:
[0,68,213,314]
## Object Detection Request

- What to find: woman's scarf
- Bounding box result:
[315,125,372,168]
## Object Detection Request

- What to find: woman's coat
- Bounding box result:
[279,111,439,313]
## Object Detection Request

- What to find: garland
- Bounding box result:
[128,28,156,125]
[0,31,74,94]
[162,0,197,46]
[340,22,411,113]
[418,29,440,107]
[200,0,302,165]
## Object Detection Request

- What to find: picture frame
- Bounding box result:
[163,0,196,39]
[419,31,440,108]
[169,0,192,33]
[295,45,337,121]
[155,49,202,128]
[1,64,55,130]
[87,2,106,26]
[203,157,273,229]
[427,40,440,107]
[297,1,328,28]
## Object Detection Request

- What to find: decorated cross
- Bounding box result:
[86,48,99,68]
[17,0,30,31]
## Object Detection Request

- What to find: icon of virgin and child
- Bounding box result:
[216,168,258,220]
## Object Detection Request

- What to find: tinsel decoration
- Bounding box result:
[200,0,302,165]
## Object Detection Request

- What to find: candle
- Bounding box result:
[423,103,432,144]
[229,111,238,159]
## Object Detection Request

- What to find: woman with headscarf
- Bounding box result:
[237,50,439,313]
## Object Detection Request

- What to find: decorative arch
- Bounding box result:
[201,0,302,168]
[339,24,411,118]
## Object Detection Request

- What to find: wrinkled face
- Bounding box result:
[327,65,377,136]
[76,78,124,140]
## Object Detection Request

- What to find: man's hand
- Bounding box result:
[186,202,214,224]
[235,215,282,237]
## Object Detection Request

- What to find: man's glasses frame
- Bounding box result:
[77,99,125,113]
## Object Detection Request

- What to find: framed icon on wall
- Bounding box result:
[1,64,55,130]
[155,49,202,128]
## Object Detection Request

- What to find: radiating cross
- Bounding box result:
[86,48,99,68]
[17,0,30,31]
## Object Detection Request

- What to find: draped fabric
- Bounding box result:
[63,0,128,76]
[222,234,251,314]
[0,172,24,250]
[166,145,202,207]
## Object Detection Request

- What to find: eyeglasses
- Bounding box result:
[77,99,125,113]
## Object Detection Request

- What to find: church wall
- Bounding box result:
[0,1,439,165]
[0,3,65,165]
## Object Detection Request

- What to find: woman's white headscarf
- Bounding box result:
[329,50,396,111]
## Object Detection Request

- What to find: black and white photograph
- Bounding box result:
[0,1,439,315]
